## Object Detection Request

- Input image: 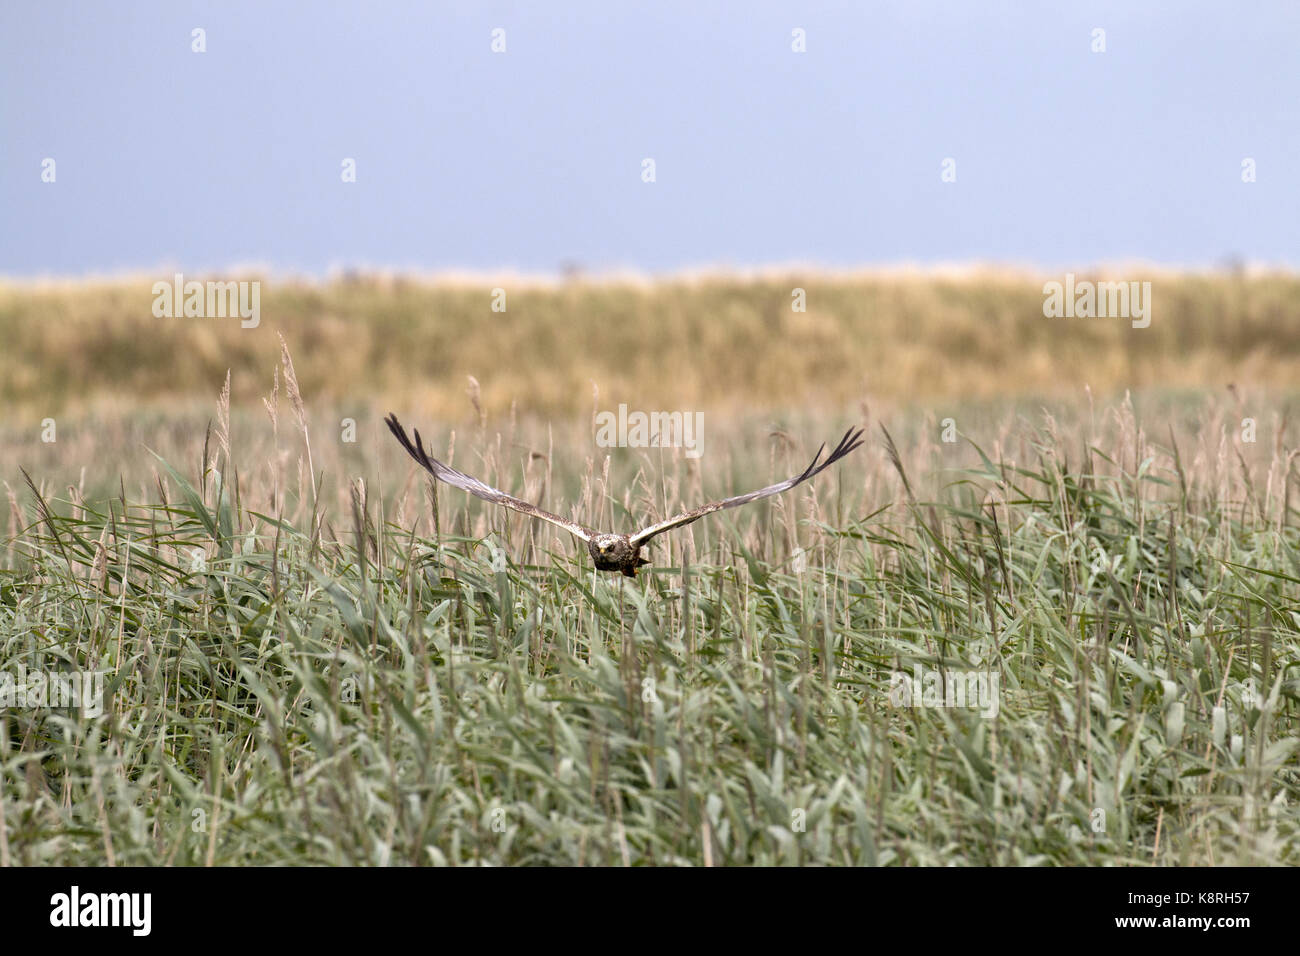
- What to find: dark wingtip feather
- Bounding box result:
[803,425,866,481]
[799,442,828,481]
[840,426,867,459]
[386,413,436,474]
[411,427,437,471]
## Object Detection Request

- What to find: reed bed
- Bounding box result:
[1,348,1297,865]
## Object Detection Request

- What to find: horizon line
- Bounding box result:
[2,257,1295,289]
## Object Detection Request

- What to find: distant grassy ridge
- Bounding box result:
[2,271,1298,419]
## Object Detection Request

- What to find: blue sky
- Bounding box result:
[2,1,1297,277]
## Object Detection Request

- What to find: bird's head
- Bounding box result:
[589,533,634,569]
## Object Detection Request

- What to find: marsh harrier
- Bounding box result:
[386,413,863,577]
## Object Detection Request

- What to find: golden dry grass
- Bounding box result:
[2,270,1297,424]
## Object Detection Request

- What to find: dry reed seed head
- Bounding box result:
[767,428,796,455]
[466,375,484,427]
[263,364,280,430]
[90,531,108,591]
[278,333,308,430]
[5,482,22,541]
[217,369,232,463]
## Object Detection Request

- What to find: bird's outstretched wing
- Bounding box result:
[628,427,865,548]
[386,413,595,543]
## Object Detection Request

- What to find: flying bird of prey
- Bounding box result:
[385,413,864,577]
